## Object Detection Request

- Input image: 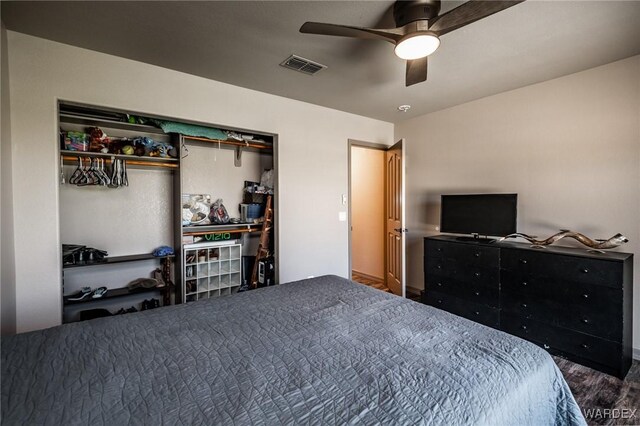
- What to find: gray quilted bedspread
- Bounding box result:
[2,275,585,425]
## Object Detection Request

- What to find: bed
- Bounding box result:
[2,275,585,425]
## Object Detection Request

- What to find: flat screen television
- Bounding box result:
[440,193,517,239]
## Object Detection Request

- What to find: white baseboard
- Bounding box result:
[633,348,640,361]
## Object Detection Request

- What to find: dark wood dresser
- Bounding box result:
[423,235,634,378]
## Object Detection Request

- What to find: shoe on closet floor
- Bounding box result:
[67,287,92,301]
[91,287,107,298]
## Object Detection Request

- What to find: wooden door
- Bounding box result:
[385,140,405,296]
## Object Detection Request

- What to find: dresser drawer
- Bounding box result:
[425,257,499,288]
[424,291,499,328]
[501,291,621,341]
[501,270,622,312]
[501,248,623,289]
[426,240,499,267]
[427,274,499,307]
[501,313,621,369]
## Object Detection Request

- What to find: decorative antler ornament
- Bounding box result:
[499,230,629,250]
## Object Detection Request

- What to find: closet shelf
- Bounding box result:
[63,253,174,269]
[63,286,165,306]
[183,135,273,150]
[59,113,166,135]
[61,150,179,169]
[60,115,274,150]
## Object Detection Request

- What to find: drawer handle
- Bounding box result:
[474,311,480,315]
[475,291,480,296]
[474,252,480,258]
[581,318,589,324]
[522,281,528,287]
[474,272,481,277]
[521,325,528,330]
[581,343,589,349]
[543,344,550,349]
[520,259,528,264]
[436,248,442,252]
[582,268,589,273]
[437,300,443,304]
[437,282,443,287]
[521,303,528,308]
[437,265,442,269]
[582,293,589,299]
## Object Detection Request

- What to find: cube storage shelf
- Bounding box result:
[183,242,242,302]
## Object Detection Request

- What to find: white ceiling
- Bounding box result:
[2,1,640,123]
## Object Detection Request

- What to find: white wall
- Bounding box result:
[396,55,640,351]
[60,167,174,257]
[1,22,17,335]
[6,31,393,333]
[181,143,273,218]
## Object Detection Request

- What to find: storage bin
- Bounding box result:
[247,204,263,218]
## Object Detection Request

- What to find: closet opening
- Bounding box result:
[57,101,278,323]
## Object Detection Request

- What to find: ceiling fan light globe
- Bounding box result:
[394,33,440,60]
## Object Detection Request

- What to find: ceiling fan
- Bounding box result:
[300,0,525,87]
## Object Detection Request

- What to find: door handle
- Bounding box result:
[394,228,409,233]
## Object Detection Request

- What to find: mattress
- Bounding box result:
[1,275,585,425]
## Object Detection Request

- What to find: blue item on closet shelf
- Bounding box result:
[247,204,263,219]
[153,246,174,257]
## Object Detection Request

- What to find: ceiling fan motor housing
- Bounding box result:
[393,0,441,27]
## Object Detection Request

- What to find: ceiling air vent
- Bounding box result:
[280,55,327,75]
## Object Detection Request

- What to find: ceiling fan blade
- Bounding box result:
[429,0,525,36]
[300,22,402,43]
[406,57,428,87]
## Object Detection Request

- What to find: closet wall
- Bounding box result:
[60,168,173,256]
[181,142,273,217]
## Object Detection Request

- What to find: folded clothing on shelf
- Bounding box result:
[127,278,160,290]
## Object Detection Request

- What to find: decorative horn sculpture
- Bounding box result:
[499,230,629,250]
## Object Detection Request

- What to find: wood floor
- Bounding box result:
[351,273,421,300]
[554,357,640,425]
[351,271,391,293]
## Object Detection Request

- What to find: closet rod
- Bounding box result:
[183,136,272,150]
[61,155,179,169]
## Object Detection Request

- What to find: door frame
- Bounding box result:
[347,139,392,285]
